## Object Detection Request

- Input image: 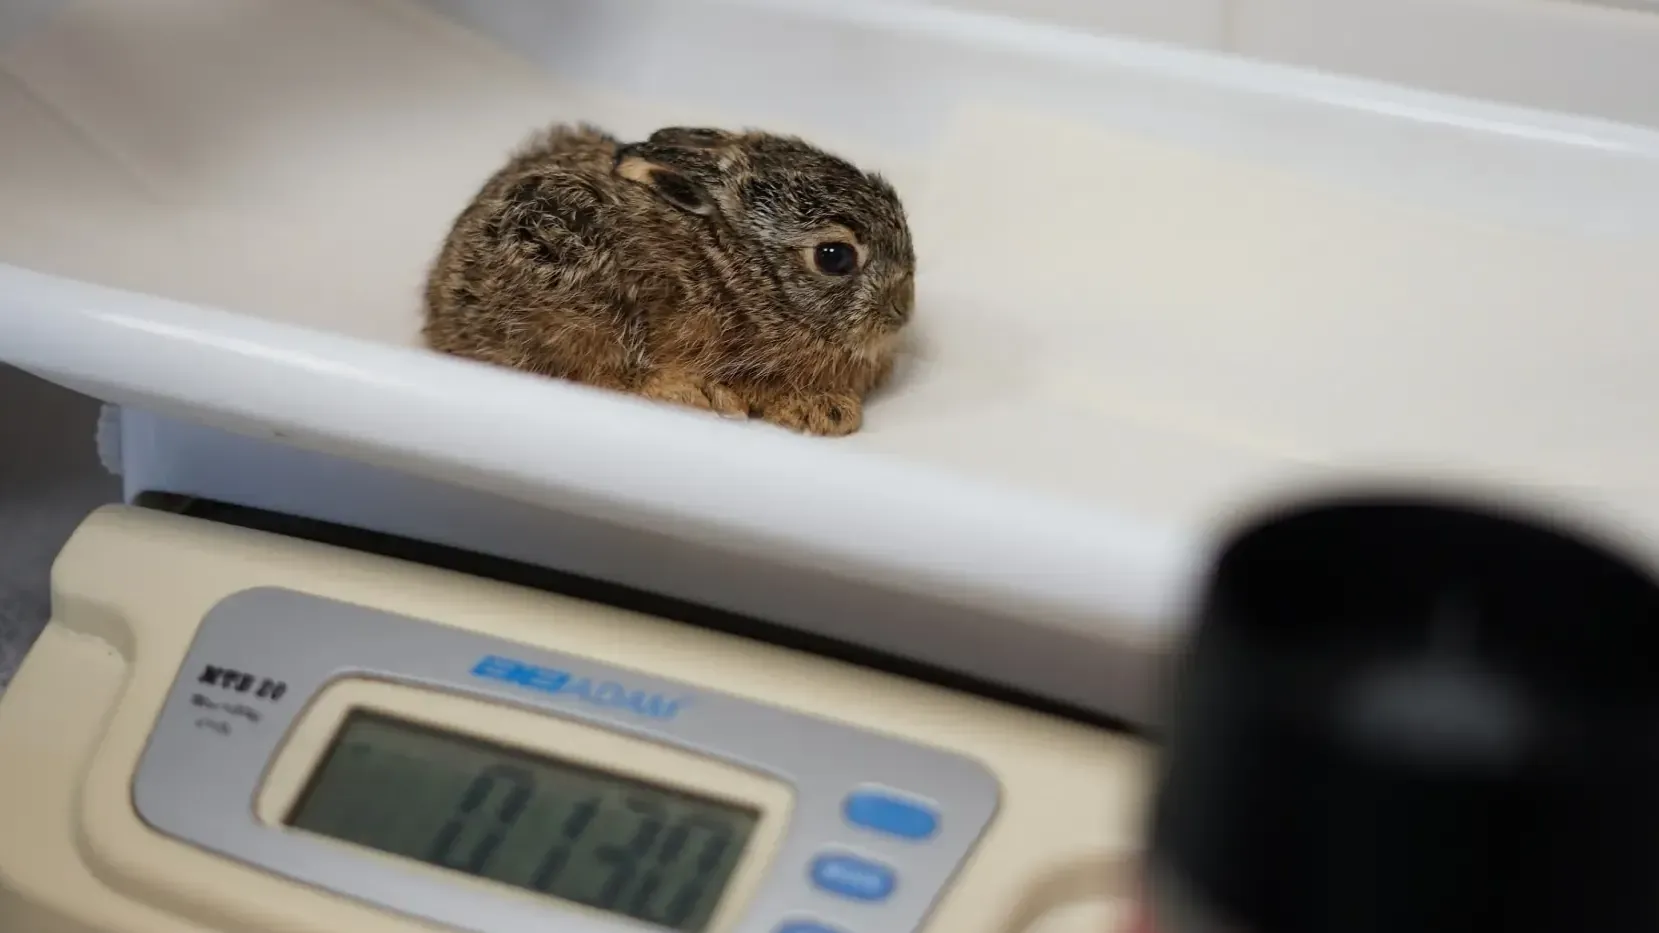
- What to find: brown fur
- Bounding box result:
[421,122,917,436]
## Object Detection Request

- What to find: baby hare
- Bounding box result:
[422,123,916,436]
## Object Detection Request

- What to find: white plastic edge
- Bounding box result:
[0,262,1202,643]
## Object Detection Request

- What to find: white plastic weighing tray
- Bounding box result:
[6,0,1659,727]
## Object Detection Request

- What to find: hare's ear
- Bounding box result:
[647,127,734,149]
[615,151,716,217]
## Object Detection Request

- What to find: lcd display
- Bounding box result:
[287,711,759,933]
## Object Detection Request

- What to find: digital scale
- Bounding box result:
[5,0,1659,932]
[0,505,1148,933]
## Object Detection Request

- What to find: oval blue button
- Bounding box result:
[810,852,897,902]
[775,923,842,933]
[843,790,940,841]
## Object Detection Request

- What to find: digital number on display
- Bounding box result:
[286,712,760,933]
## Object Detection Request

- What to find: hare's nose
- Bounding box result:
[893,276,916,316]
[883,281,915,324]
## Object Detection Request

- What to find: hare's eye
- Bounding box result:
[814,242,858,276]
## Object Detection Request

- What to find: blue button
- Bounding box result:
[775,923,843,933]
[843,789,940,841]
[810,852,897,902]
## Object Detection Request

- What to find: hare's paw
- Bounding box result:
[703,383,754,420]
[639,373,758,421]
[639,372,714,411]
[762,392,863,437]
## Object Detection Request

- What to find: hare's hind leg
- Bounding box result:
[637,368,736,414]
[637,313,754,418]
[537,321,634,393]
[636,370,756,421]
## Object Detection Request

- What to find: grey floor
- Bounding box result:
[0,364,122,694]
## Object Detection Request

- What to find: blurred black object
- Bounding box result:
[1144,496,1659,933]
